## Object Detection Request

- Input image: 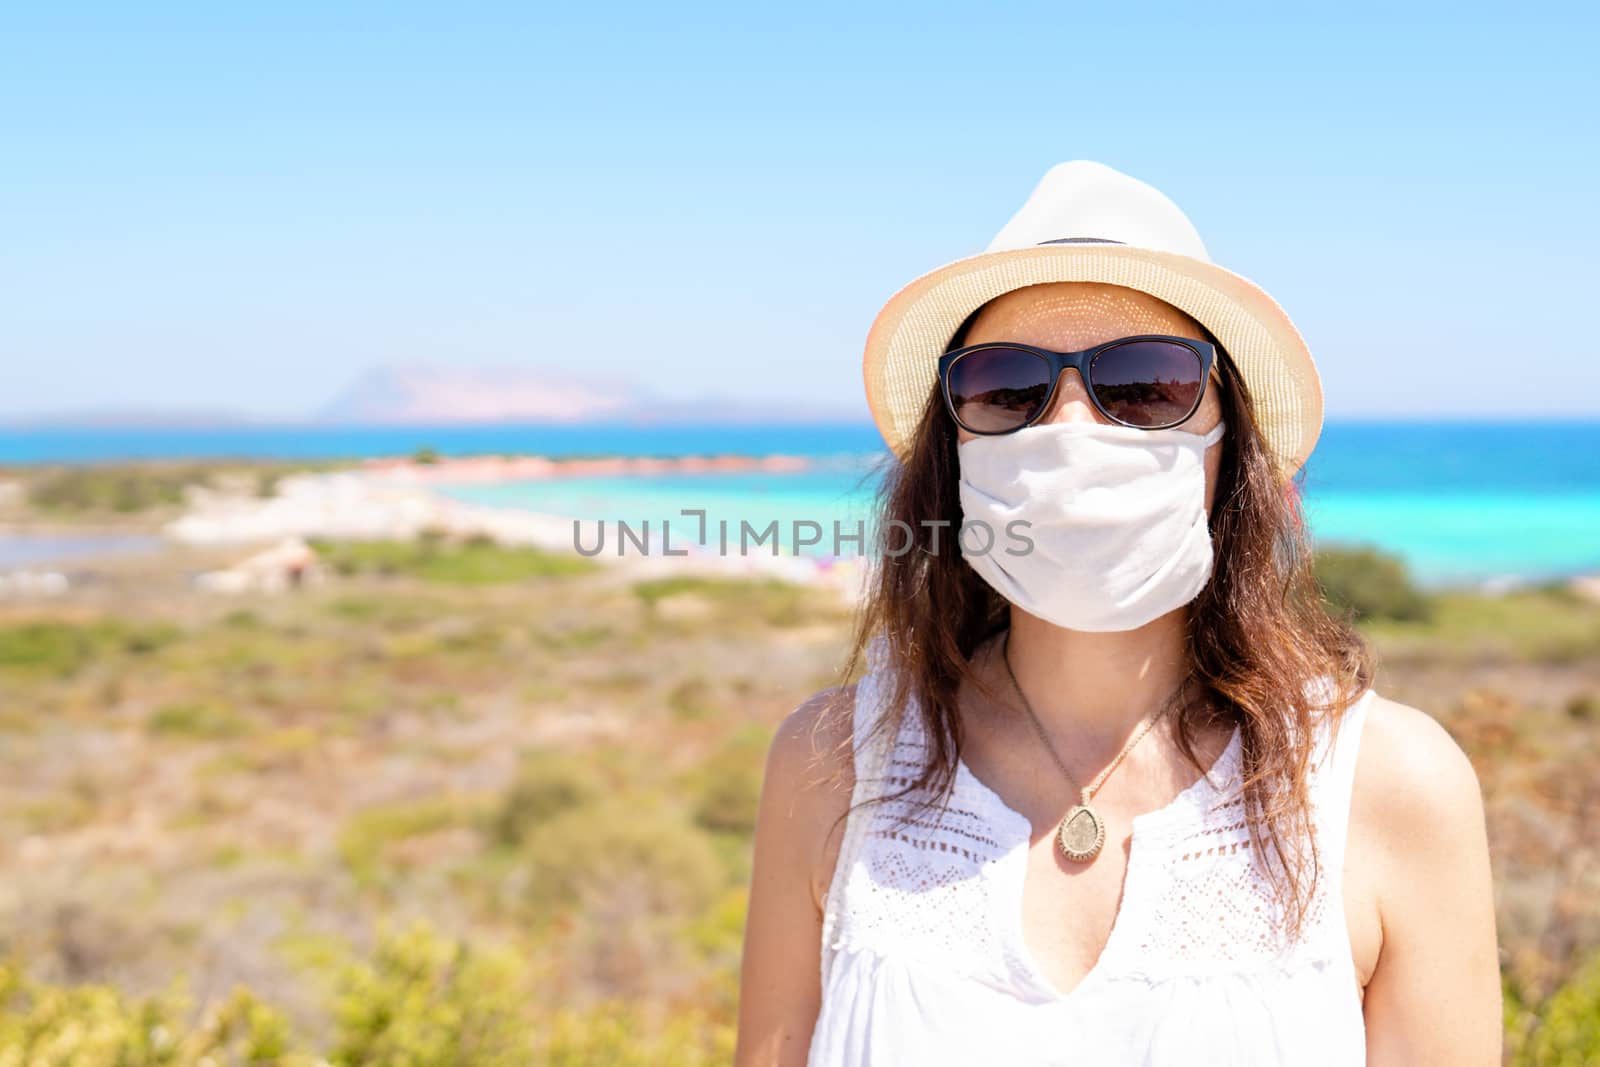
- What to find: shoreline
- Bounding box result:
[158,458,875,602]
[2,451,1596,606]
[357,451,818,484]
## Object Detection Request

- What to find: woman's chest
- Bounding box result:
[1014,817,1383,1003]
[836,781,1359,1005]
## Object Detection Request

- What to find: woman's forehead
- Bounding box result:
[966,282,1206,349]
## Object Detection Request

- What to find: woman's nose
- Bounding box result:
[1038,369,1104,425]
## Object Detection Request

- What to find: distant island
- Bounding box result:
[318,363,643,424]
[319,363,864,425]
[2,363,865,429]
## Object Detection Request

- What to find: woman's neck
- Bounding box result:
[997,604,1197,750]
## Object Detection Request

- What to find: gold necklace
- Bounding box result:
[999,631,1190,865]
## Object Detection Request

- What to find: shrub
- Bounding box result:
[326,921,532,1067]
[338,795,482,886]
[0,621,103,677]
[1312,543,1433,623]
[689,725,772,834]
[25,466,199,514]
[0,960,303,1066]
[540,997,734,1067]
[0,620,181,679]
[491,749,606,846]
[309,537,596,583]
[667,677,717,722]
[0,922,738,1066]
[147,701,250,740]
[632,575,834,628]
[1511,948,1600,1065]
[522,795,723,921]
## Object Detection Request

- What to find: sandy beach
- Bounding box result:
[5,448,1595,606]
[157,452,874,602]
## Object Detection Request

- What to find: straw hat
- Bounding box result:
[862,160,1323,479]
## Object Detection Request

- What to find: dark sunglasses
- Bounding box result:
[937,334,1217,436]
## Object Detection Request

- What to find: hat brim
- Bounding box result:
[862,244,1323,479]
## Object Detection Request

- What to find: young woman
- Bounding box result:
[735,162,1500,1066]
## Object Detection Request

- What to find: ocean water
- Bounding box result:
[1298,421,1600,584]
[0,421,886,465]
[0,532,166,568]
[429,421,1600,586]
[442,457,893,559]
[2,419,1596,585]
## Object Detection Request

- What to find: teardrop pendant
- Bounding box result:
[1056,804,1107,863]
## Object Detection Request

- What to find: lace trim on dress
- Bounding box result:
[818,633,1375,995]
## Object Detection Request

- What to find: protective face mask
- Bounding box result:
[955,419,1226,633]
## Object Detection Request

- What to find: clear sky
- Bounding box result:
[3,2,1596,421]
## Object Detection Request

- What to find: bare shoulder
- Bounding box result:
[1350,692,1489,889]
[761,683,860,914]
[1353,693,1484,818]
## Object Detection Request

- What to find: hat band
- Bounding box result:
[1037,237,1127,245]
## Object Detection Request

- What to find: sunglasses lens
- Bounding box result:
[1089,341,1206,428]
[946,347,1053,433]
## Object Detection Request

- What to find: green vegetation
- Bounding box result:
[1312,545,1600,664]
[13,460,338,517]
[633,574,847,628]
[1506,951,1600,1065]
[1313,543,1433,622]
[26,465,198,514]
[0,619,179,678]
[310,533,598,583]
[1,508,1595,1061]
[519,794,725,921]
[491,748,607,846]
[686,724,773,834]
[0,963,298,1066]
[0,548,831,1055]
[147,700,251,740]
[326,922,531,1065]
[1362,588,1600,665]
[0,921,736,1065]
[338,794,487,887]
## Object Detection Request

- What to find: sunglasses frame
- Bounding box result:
[937,333,1218,436]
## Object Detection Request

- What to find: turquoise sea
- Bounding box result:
[2,420,1596,586]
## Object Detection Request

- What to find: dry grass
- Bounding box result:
[0,533,1596,1051]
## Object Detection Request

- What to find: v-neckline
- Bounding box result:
[953,722,1244,1003]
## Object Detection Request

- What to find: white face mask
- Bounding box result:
[955,419,1226,633]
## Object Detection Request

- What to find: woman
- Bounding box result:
[736,162,1500,1066]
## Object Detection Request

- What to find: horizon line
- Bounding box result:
[3,411,1600,431]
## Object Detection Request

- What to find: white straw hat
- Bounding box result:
[862,160,1323,479]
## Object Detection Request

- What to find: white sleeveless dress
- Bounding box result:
[809,635,1375,1067]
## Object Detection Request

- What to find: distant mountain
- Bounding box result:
[0,366,866,430]
[318,363,646,424]
[316,364,863,425]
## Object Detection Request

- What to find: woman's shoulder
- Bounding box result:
[1352,693,1483,825]
[759,684,861,915]
[772,683,860,782]
[1348,691,1487,890]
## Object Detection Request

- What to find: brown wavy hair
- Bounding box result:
[818,309,1374,943]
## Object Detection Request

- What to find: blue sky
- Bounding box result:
[3,2,1596,421]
